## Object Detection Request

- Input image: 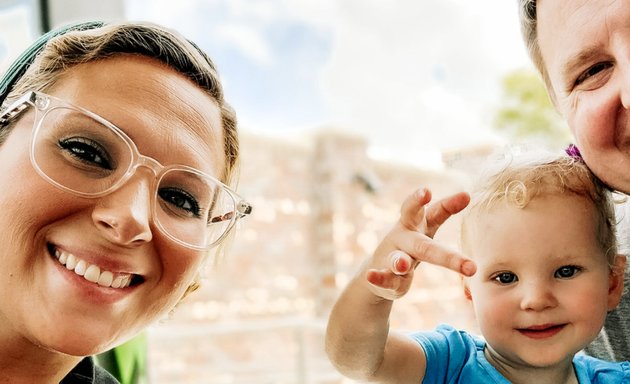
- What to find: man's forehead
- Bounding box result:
[537,0,619,68]
[536,1,608,90]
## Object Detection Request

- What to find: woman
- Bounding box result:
[518,0,630,362]
[0,21,251,382]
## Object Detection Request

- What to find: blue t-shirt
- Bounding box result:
[410,324,630,383]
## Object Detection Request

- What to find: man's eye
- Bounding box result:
[59,137,113,170]
[575,62,612,86]
[493,272,518,285]
[555,265,581,279]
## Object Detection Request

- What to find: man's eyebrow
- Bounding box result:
[561,45,603,82]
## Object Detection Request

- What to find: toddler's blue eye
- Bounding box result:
[555,265,581,279]
[493,272,517,285]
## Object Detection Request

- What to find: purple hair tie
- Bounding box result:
[565,144,583,161]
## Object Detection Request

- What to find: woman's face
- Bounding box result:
[537,0,630,193]
[0,55,225,355]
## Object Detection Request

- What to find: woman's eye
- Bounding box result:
[493,272,517,285]
[158,187,201,218]
[59,137,112,170]
[555,265,581,279]
[574,62,612,86]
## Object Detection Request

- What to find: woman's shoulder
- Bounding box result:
[94,365,120,384]
[61,357,120,384]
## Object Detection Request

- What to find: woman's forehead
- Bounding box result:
[48,55,225,175]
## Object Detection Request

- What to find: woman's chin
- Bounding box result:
[33,332,116,357]
[24,317,132,357]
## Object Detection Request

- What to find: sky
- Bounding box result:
[1,0,535,170]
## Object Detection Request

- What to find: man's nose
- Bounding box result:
[618,58,630,110]
[91,172,153,247]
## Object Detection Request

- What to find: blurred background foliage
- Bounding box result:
[493,69,571,150]
[96,333,148,384]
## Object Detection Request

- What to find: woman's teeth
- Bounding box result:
[54,249,132,289]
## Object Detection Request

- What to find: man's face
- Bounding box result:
[537,0,630,193]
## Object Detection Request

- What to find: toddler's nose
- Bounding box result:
[519,280,558,311]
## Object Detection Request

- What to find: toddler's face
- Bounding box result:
[463,194,623,368]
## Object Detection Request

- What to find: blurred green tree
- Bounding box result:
[493,69,571,150]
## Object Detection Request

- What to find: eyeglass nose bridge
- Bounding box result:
[133,153,164,177]
[112,153,164,196]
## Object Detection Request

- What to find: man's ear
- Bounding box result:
[608,255,627,310]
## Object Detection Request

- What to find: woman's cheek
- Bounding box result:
[160,250,205,302]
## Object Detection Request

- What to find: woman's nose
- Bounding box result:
[91,173,153,247]
[519,280,558,312]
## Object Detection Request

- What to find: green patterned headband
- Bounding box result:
[0,21,104,107]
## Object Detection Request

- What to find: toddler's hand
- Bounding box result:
[365,188,476,300]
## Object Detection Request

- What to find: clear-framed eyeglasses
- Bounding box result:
[0,91,252,250]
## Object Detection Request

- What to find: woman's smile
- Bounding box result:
[48,243,141,289]
[45,241,146,306]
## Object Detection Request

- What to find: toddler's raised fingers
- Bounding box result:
[390,232,476,276]
[399,188,432,231]
[424,191,470,238]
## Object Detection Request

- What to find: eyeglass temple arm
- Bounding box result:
[209,200,253,223]
[0,91,38,126]
[237,200,253,217]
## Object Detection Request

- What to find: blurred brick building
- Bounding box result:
[147,131,485,383]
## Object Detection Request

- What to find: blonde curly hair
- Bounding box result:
[461,149,618,265]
